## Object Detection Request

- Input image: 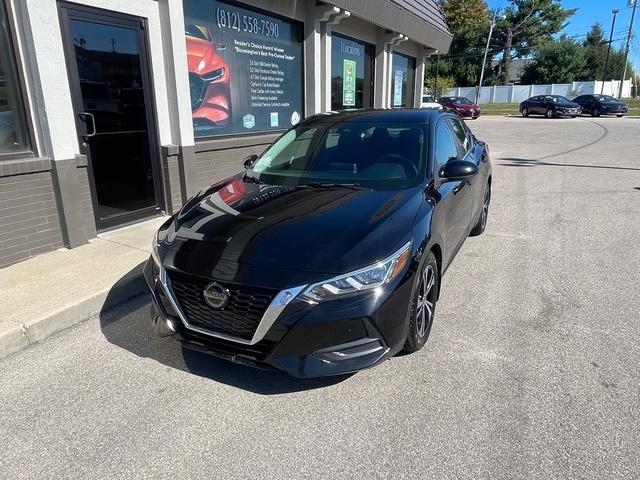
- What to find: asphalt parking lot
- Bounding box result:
[1,116,639,479]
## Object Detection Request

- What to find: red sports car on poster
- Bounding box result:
[185,24,231,132]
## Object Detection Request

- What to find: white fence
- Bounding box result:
[445,80,633,103]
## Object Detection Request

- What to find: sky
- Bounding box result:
[486,0,640,69]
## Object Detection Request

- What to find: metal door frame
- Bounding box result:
[58,1,164,231]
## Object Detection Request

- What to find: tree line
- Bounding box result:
[425,0,635,92]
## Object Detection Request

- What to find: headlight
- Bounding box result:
[151,230,161,266]
[300,242,412,303]
[201,67,225,82]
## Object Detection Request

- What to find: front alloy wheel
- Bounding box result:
[403,251,438,353]
[592,108,601,117]
[521,107,529,117]
[545,108,554,118]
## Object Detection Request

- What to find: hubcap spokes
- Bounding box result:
[416,265,435,337]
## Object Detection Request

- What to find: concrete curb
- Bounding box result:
[0,265,148,360]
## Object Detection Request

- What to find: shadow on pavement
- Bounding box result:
[99,267,350,395]
[499,157,640,172]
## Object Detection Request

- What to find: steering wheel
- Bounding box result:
[377,153,418,177]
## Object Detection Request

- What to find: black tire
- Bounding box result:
[403,251,438,353]
[571,115,577,118]
[592,108,600,117]
[545,108,554,119]
[522,107,529,117]
[470,181,491,236]
[617,114,623,118]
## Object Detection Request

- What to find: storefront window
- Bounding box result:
[0,4,31,154]
[391,52,416,108]
[330,33,373,110]
[183,0,303,138]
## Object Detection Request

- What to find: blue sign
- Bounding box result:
[393,69,404,107]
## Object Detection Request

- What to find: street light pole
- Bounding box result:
[477,10,499,104]
[601,8,619,94]
[619,0,638,98]
[434,51,440,99]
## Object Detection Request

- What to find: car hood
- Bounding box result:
[186,36,225,75]
[160,178,421,277]
[454,103,478,110]
[555,101,581,108]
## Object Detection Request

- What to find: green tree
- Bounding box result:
[424,0,491,87]
[495,0,577,85]
[520,35,587,84]
[424,76,456,98]
[440,0,489,35]
[583,23,607,81]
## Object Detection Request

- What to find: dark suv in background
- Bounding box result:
[572,95,628,117]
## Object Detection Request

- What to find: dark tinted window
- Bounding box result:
[0,4,31,154]
[434,121,459,173]
[447,118,470,156]
[249,122,427,189]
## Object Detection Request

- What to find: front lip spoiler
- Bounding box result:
[153,264,306,346]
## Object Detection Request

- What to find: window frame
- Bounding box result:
[0,0,35,159]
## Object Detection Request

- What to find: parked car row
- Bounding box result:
[422,95,482,120]
[519,94,629,119]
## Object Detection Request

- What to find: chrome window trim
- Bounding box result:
[158,266,305,346]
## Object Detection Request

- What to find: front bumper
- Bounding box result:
[143,258,414,378]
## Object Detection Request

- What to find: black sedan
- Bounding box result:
[572,94,628,117]
[145,109,492,377]
[520,95,581,118]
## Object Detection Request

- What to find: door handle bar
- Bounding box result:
[79,112,96,138]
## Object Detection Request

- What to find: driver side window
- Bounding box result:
[434,121,459,174]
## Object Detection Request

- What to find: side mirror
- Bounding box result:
[439,160,478,182]
[243,154,258,169]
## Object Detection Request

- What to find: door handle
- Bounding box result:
[79,112,96,138]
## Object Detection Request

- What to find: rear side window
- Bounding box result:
[434,121,459,173]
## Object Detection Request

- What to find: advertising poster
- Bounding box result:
[342,59,356,107]
[393,69,404,107]
[183,0,303,137]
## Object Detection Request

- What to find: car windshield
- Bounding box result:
[451,97,472,104]
[246,122,428,190]
[595,95,617,102]
[185,24,211,41]
[422,96,435,103]
[544,95,571,103]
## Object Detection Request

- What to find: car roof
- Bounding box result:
[302,108,446,125]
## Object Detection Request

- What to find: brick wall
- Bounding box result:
[160,146,183,215]
[0,159,64,268]
[75,159,96,238]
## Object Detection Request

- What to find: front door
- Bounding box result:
[59,3,163,230]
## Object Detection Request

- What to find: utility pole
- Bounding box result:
[619,0,637,98]
[434,52,440,99]
[477,10,499,104]
[601,8,619,94]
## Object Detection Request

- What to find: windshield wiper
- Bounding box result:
[296,182,370,191]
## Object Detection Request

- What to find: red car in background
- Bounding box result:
[438,96,481,120]
[185,25,231,132]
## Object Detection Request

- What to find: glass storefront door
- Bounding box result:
[59,3,163,230]
[391,52,416,108]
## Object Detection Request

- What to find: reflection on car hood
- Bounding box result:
[161,178,421,275]
[555,102,581,108]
